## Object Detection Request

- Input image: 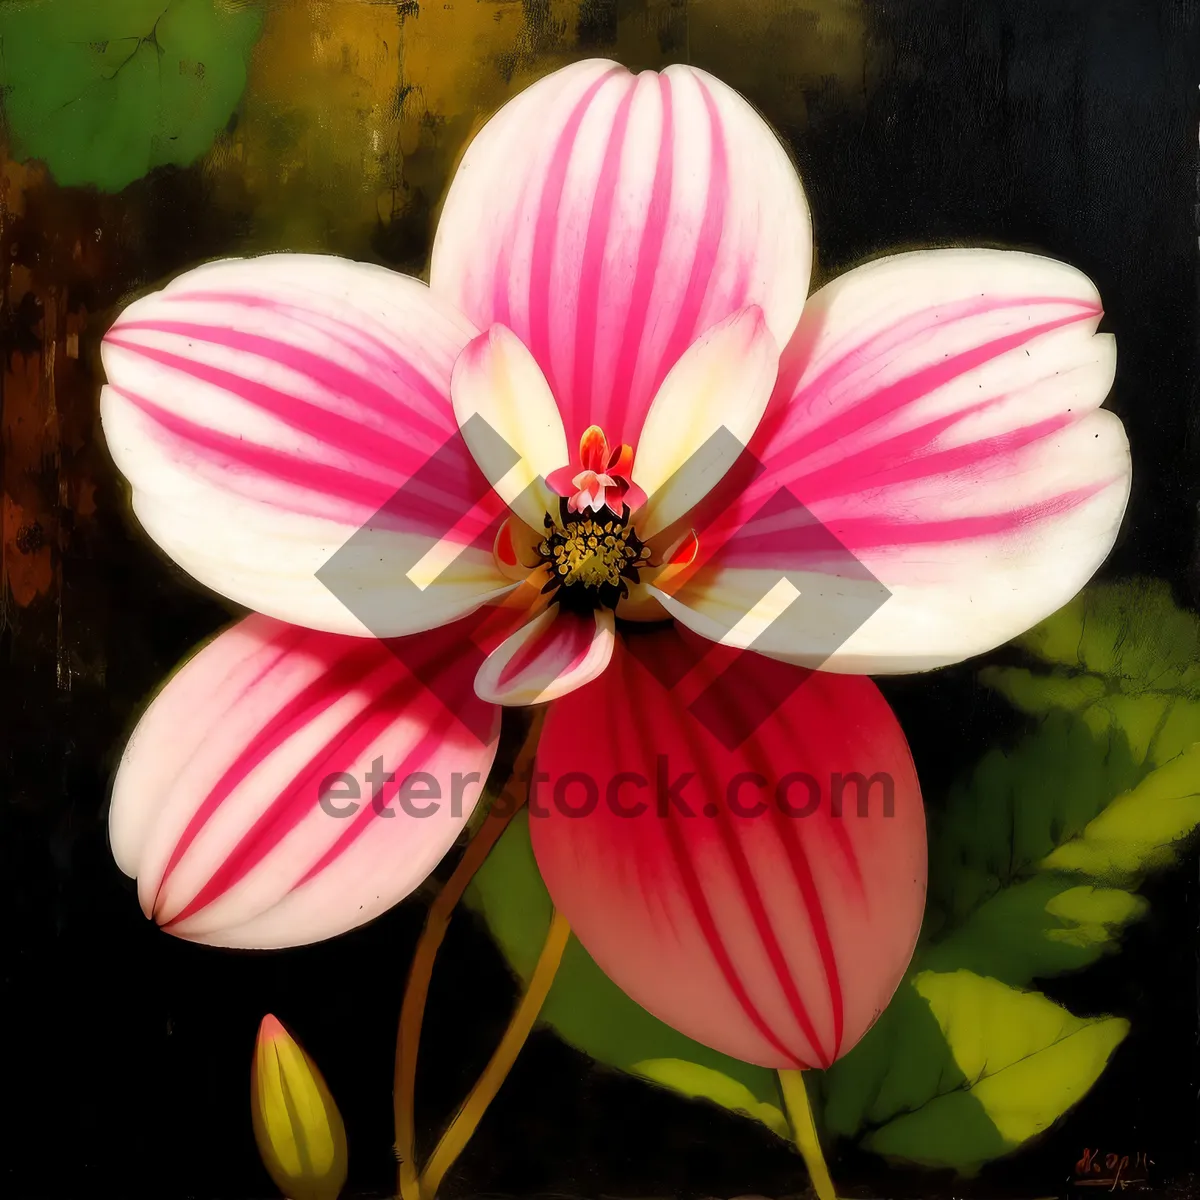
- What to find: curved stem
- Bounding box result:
[778,1068,837,1200]
[419,909,571,1199]
[393,709,543,1200]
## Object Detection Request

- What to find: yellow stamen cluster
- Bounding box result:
[541,517,648,590]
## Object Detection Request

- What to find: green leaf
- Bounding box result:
[1011,578,1200,692]
[923,710,1143,953]
[922,582,1200,986]
[973,581,1200,891]
[986,579,1200,768]
[1042,741,1200,880]
[921,875,1147,984]
[829,971,1128,1172]
[0,0,263,191]
[464,809,785,1134]
[631,1059,789,1139]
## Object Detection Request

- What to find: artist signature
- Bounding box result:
[1074,1148,1154,1191]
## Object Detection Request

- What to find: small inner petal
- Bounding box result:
[562,425,636,520]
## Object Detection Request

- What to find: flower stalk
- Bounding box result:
[419,909,571,1199]
[394,708,544,1200]
[778,1068,837,1200]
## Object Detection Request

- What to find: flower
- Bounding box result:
[101,50,1128,1054]
[251,1015,348,1200]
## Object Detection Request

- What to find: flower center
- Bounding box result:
[538,503,650,613]
[535,425,653,612]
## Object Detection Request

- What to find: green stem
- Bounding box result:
[418,909,571,1199]
[393,709,543,1200]
[778,1068,837,1200]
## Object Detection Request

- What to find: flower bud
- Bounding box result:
[251,1015,348,1200]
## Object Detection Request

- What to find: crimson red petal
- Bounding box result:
[529,626,926,1068]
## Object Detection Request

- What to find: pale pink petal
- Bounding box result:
[431,60,811,450]
[101,254,512,638]
[631,306,779,538]
[451,325,568,530]
[474,606,615,706]
[653,249,1130,672]
[529,627,926,1068]
[110,614,499,948]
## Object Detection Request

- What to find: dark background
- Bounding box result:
[2,0,1198,1197]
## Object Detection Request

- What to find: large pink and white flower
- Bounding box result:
[101,55,1128,1054]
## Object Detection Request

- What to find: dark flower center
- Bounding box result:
[538,499,650,613]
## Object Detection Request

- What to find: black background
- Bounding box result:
[2,1,1198,1197]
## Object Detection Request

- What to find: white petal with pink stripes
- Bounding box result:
[653,249,1131,672]
[631,305,779,539]
[109,615,500,948]
[474,606,616,706]
[431,59,811,453]
[101,255,513,638]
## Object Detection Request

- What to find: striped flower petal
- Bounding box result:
[451,324,568,531]
[109,614,500,948]
[529,627,926,1068]
[101,254,513,638]
[653,249,1131,672]
[632,305,779,539]
[474,606,615,706]
[431,59,811,451]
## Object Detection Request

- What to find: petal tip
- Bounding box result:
[258,1014,288,1044]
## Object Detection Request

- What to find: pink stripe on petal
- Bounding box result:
[658,794,810,1069]
[154,637,389,899]
[294,703,451,888]
[660,249,1131,673]
[823,481,1109,550]
[775,293,1098,432]
[101,255,510,637]
[529,627,925,1069]
[112,321,452,450]
[527,67,625,391]
[755,307,1097,486]
[162,291,457,417]
[431,60,811,449]
[707,785,828,1065]
[475,606,615,706]
[658,75,731,382]
[112,614,499,949]
[163,674,441,928]
[572,83,638,420]
[608,72,675,441]
[111,385,416,521]
[609,662,808,1067]
[783,404,1072,507]
[106,336,420,477]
